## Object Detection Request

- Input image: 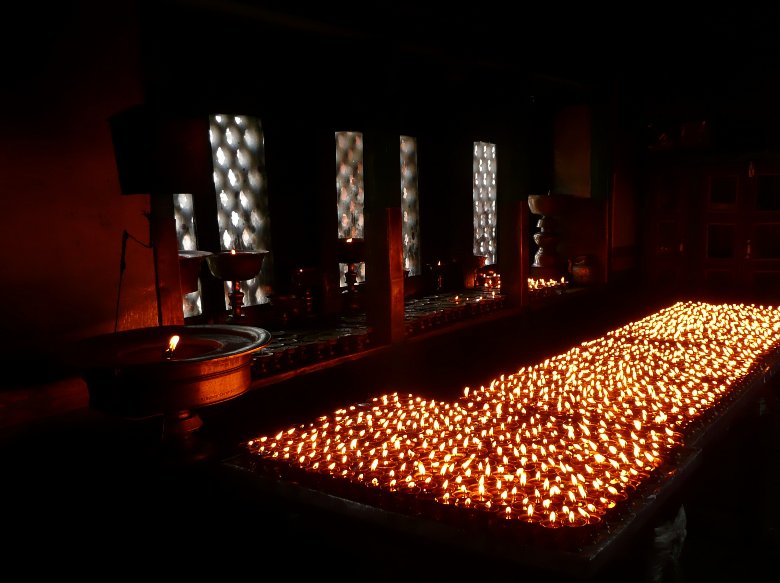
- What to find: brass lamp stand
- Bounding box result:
[336,237,366,312]
[205,250,269,321]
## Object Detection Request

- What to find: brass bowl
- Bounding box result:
[206,250,269,282]
[66,324,271,418]
[528,194,567,217]
[336,238,366,264]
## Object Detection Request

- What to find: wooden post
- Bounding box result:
[363,127,405,345]
[149,193,185,326]
[520,198,530,307]
[498,199,528,310]
[366,207,405,344]
[110,106,217,323]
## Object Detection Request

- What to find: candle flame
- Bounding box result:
[245,301,780,530]
[162,334,180,360]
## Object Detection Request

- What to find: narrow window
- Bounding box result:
[336,132,422,284]
[473,141,498,265]
[173,192,201,317]
[400,135,420,276]
[336,131,366,286]
[174,114,271,317]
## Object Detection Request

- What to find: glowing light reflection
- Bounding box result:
[247,301,780,529]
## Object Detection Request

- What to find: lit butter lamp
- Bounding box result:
[246,301,780,538]
[336,237,365,311]
[205,249,269,321]
[66,324,271,460]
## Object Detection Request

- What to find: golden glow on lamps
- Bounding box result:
[247,301,780,529]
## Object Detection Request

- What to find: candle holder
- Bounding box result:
[292,266,322,318]
[65,324,271,461]
[205,250,269,321]
[336,237,365,312]
[528,194,566,281]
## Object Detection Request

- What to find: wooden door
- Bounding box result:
[744,161,780,303]
[643,161,691,293]
[701,159,780,303]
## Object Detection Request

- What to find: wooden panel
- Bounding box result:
[756,175,780,211]
[752,223,780,259]
[706,224,737,259]
[708,174,738,209]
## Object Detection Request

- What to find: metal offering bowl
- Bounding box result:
[336,238,366,265]
[206,250,269,282]
[528,194,567,216]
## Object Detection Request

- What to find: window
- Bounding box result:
[336,131,366,287]
[173,192,200,317]
[473,141,497,265]
[336,132,422,284]
[174,114,271,317]
[400,136,420,276]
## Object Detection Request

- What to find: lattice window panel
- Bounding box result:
[400,136,421,276]
[173,114,270,317]
[336,131,365,286]
[173,192,201,318]
[473,141,498,265]
[211,114,271,308]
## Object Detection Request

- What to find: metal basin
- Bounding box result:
[67,324,271,418]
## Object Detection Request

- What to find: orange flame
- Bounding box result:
[163,334,180,359]
[246,301,780,529]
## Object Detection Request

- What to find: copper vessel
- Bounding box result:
[68,324,271,419]
[205,250,269,282]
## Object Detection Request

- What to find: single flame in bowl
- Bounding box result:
[230,249,237,255]
[162,334,181,360]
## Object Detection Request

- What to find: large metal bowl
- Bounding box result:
[67,324,271,419]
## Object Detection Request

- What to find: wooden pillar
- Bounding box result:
[149,194,185,325]
[263,116,341,319]
[109,105,216,325]
[498,199,530,309]
[366,207,405,343]
[316,128,343,320]
[496,106,532,309]
[520,199,530,306]
[364,127,405,344]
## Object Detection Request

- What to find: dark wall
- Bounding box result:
[0,0,624,393]
[0,1,155,386]
[134,0,581,287]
